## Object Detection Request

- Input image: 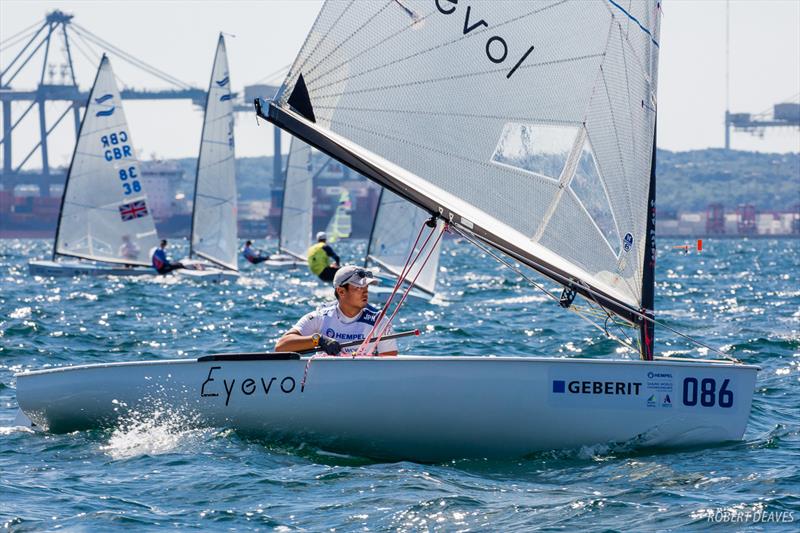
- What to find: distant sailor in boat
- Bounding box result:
[307,231,341,282]
[151,239,186,275]
[242,240,268,264]
[118,235,140,263]
[275,265,398,356]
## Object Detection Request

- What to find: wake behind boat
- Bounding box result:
[179,34,240,282]
[28,55,158,277]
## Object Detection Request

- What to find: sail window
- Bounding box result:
[568,139,622,256]
[490,123,578,181]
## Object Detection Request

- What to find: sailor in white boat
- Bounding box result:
[118,235,140,267]
[275,265,398,356]
[242,240,268,265]
[306,231,341,283]
[151,239,186,275]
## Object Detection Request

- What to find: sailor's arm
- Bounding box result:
[274,329,316,352]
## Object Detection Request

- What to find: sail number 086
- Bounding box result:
[682,377,733,408]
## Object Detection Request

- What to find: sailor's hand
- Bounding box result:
[318,336,341,355]
[332,262,339,268]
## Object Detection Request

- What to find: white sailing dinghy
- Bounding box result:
[179,34,239,282]
[28,56,159,277]
[365,189,444,303]
[263,137,317,268]
[16,1,758,462]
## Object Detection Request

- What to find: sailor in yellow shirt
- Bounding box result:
[307,231,341,282]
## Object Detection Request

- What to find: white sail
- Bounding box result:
[191,34,238,271]
[367,190,442,295]
[325,188,352,242]
[54,56,158,266]
[264,0,661,318]
[279,137,314,259]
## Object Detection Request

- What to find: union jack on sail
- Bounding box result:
[119,200,149,221]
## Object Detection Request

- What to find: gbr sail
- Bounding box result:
[191,34,238,271]
[367,189,443,295]
[258,0,661,324]
[279,137,314,259]
[54,55,158,266]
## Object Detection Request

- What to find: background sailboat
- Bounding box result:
[180,34,239,282]
[324,188,352,242]
[263,137,315,268]
[28,55,158,277]
[365,188,444,302]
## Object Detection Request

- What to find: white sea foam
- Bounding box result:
[100,407,212,460]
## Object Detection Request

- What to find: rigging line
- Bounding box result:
[354,219,433,356]
[0,19,42,47]
[451,224,641,355]
[370,222,446,352]
[457,224,739,362]
[310,0,567,89]
[0,23,40,52]
[310,52,603,97]
[71,23,192,90]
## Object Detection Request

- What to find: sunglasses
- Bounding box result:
[342,268,374,285]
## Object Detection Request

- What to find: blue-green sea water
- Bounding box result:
[1,237,798,531]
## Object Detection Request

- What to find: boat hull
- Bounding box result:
[262,253,305,269]
[15,356,758,461]
[176,259,239,282]
[28,260,152,277]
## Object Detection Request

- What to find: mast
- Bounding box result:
[639,125,657,361]
[257,100,643,325]
[189,33,223,260]
[52,55,104,261]
[364,188,384,268]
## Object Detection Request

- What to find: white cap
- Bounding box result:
[316,231,327,241]
[333,266,378,288]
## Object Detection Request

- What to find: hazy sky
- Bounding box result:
[1,0,798,171]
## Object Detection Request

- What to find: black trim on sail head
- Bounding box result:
[286,74,316,123]
[257,101,643,325]
[364,188,385,268]
[52,55,107,262]
[639,125,657,361]
[189,33,224,260]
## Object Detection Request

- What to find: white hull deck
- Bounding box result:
[28,260,152,278]
[176,258,239,282]
[15,355,758,462]
[262,253,305,269]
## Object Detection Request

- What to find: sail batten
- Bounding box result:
[260,0,661,326]
[54,55,159,266]
[190,34,238,272]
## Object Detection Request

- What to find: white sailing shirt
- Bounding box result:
[291,302,397,355]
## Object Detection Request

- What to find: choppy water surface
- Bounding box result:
[1,238,798,530]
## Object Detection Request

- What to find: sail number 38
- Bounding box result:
[682,377,733,408]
